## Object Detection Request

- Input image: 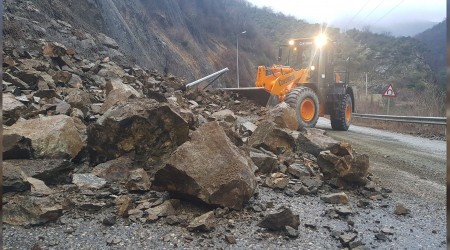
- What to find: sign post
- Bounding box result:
[382,84,396,115]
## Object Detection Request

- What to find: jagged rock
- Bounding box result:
[3,133,33,159]
[33,89,61,99]
[91,157,133,182]
[317,143,369,185]
[394,204,410,215]
[224,234,237,244]
[42,42,67,57]
[88,98,189,165]
[4,115,83,159]
[265,172,289,189]
[97,33,119,49]
[248,121,297,154]
[166,214,189,226]
[152,122,257,210]
[3,72,30,90]
[211,109,236,123]
[3,159,74,185]
[3,92,27,125]
[126,168,151,192]
[320,192,349,204]
[334,206,353,216]
[13,69,49,90]
[339,232,357,247]
[296,128,338,156]
[27,177,53,196]
[257,207,300,231]
[145,199,179,217]
[240,121,257,134]
[105,78,141,97]
[115,195,134,217]
[72,174,107,189]
[3,196,62,226]
[187,211,216,232]
[268,102,298,130]
[55,101,71,115]
[67,74,83,88]
[52,71,72,85]
[18,58,50,71]
[285,225,299,238]
[3,162,30,192]
[287,162,311,178]
[250,150,278,174]
[64,89,91,114]
[100,88,136,113]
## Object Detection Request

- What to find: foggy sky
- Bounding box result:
[245,0,446,30]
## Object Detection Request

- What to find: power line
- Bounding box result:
[344,0,371,30]
[371,0,405,26]
[355,0,386,29]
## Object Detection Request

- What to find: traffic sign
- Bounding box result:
[382,84,396,97]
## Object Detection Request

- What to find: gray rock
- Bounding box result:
[320,192,349,204]
[126,168,151,192]
[240,121,257,134]
[296,128,338,156]
[250,150,278,174]
[225,234,237,244]
[187,211,215,232]
[257,207,300,231]
[3,115,83,159]
[339,232,357,246]
[3,72,30,90]
[3,92,26,125]
[153,122,257,210]
[72,174,107,189]
[268,102,298,130]
[3,133,33,160]
[55,101,71,115]
[285,225,299,238]
[248,121,297,154]
[3,196,62,226]
[67,74,83,88]
[335,206,353,215]
[88,98,189,165]
[287,162,311,178]
[3,159,74,185]
[211,109,236,123]
[97,33,119,49]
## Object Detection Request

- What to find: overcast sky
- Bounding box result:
[246,0,446,30]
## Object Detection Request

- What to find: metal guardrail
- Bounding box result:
[352,113,447,125]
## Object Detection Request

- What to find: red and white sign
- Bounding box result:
[382,84,396,97]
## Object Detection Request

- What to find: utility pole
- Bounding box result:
[365,72,368,96]
[236,30,246,88]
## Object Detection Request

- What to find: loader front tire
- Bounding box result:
[284,87,319,129]
[331,94,352,131]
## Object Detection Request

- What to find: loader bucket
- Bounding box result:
[217,87,271,106]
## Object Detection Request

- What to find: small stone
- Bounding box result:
[381,227,394,235]
[285,225,299,238]
[394,204,409,215]
[225,234,237,244]
[339,232,357,246]
[102,216,116,226]
[115,195,133,217]
[187,211,216,232]
[147,214,159,223]
[320,192,349,204]
[72,174,106,189]
[335,206,353,216]
[375,233,388,241]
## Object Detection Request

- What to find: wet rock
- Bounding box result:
[296,128,338,156]
[4,115,83,159]
[72,174,107,189]
[3,162,30,192]
[394,204,410,215]
[4,159,74,185]
[320,192,349,204]
[268,102,298,130]
[91,157,133,182]
[153,122,257,210]
[115,195,134,217]
[42,42,67,57]
[3,133,33,160]
[249,121,297,154]
[317,143,369,185]
[145,199,179,217]
[257,207,300,231]
[88,98,189,165]
[287,162,311,178]
[250,150,278,174]
[3,196,62,226]
[3,93,27,125]
[265,172,289,189]
[285,225,299,238]
[210,109,236,123]
[126,168,151,192]
[187,211,215,232]
[27,177,53,196]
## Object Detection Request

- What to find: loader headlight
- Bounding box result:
[310,65,315,71]
[288,40,294,46]
[314,34,327,47]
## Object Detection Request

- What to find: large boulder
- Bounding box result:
[3,93,27,125]
[3,115,83,159]
[296,128,338,157]
[87,98,189,165]
[152,122,257,210]
[4,159,74,185]
[3,196,63,226]
[267,102,298,130]
[248,121,297,154]
[317,143,369,185]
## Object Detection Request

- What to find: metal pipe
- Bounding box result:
[353,113,446,125]
[186,68,229,88]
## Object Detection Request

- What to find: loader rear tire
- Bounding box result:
[284,87,319,129]
[331,94,352,131]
